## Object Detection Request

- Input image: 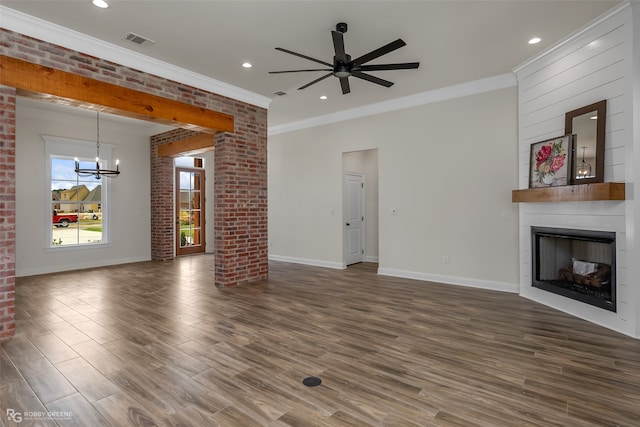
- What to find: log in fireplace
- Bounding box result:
[531,226,616,312]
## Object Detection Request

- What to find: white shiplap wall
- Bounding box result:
[514,4,636,337]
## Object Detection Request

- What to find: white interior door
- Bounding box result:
[344,172,365,265]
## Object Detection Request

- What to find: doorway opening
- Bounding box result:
[175,157,205,256]
[342,149,378,267]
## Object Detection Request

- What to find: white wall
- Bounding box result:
[15,99,153,276]
[632,0,640,339]
[269,87,519,291]
[514,3,637,337]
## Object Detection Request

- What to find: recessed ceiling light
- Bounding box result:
[242,62,252,68]
[528,37,541,45]
[320,95,327,100]
[92,0,109,8]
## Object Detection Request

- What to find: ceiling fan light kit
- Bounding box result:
[270,22,420,95]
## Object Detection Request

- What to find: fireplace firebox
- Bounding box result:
[531,226,616,312]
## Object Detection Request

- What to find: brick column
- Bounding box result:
[214,132,268,286]
[150,130,183,260]
[0,86,16,342]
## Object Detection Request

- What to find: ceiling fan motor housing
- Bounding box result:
[334,54,352,77]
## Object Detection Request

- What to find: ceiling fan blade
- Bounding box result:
[269,69,332,74]
[357,62,420,71]
[350,39,407,67]
[332,31,347,63]
[351,71,394,87]
[339,77,351,95]
[298,73,333,90]
[275,47,333,67]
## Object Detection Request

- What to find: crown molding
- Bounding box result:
[0,6,272,109]
[269,72,517,136]
[513,1,631,74]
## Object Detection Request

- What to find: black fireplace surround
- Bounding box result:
[531,226,616,312]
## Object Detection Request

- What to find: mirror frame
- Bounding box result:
[564,99,606,185]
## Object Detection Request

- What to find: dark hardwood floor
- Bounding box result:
[1,256,640,426]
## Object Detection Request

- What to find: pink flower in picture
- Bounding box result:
[550,155,565,172]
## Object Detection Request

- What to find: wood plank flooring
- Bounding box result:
[2,256,640,426]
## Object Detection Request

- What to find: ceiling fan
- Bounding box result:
[269,22,420,95]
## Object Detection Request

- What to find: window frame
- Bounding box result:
[43,135,114,250]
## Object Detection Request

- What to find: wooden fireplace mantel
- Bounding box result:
[512,182,625,203]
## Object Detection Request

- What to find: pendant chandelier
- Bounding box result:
[75,111,120,179]
[576,146,591,178]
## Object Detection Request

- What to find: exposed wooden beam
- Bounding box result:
[512,182,625,203]
[0,55,234,134]
[158,133,215,157]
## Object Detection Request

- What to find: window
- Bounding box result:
[175,156,204,168]
[44,135,113,248]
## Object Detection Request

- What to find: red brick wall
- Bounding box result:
[150,129,199,260]
[0,85,16,342]
[215,132,268,286]
[0,29,268,339]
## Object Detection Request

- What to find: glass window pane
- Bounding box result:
[180,171,194,191]
[192,227,202,245]
[51,158,76,180]
[192,211,202,227]
[79,215,103,244]
[50,155,105,248]
[175,156,205,168]
[52,203,79,246]
[191,191,201,209]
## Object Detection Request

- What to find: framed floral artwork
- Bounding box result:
[529,135,573,188]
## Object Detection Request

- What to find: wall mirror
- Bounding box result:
[564,100,606,185]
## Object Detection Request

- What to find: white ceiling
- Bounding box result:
[1,0,623,128]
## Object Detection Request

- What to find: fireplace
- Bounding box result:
[531,226,616,312]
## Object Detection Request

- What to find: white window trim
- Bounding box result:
[43,134,114,250]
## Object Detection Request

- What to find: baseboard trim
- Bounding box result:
[520,288,637,339]
[16,256,151,277]
[365,256,379,263]
[377,267,519,293]
[269,255,345,270]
